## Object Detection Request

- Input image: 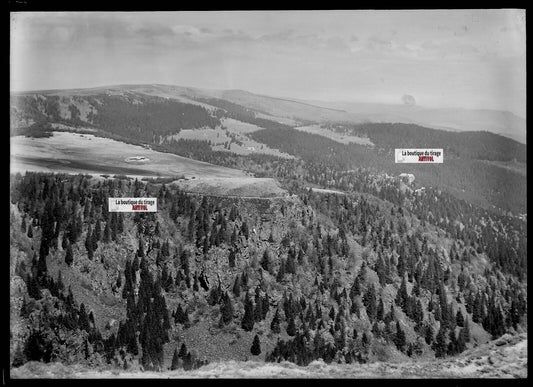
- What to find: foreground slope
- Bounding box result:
[11,333,527,378]
[10,172,527,377]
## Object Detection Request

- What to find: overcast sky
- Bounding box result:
[10,10,526,117]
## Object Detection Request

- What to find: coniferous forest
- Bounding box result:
[10,169,527,371]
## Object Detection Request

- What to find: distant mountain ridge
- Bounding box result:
[287,99,527,144]
[11,83,525,143]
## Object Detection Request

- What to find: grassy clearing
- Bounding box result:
[11,132,248,179]
[166,118,294,159]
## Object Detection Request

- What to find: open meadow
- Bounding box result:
[11,132,248,179]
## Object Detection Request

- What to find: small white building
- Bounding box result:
[399,173,415,184]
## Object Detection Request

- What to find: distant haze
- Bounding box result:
[10,10,526,118]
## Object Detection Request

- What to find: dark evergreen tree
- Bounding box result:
[21,216,27,233]
[85,224,94,260]
[425,323,434,345]
[103,221,111,243]
[276,259,286,282]
[65,243,73,266]
[260,249,272,273]
[94,218,102,241]
[396,275,408,310]
[254,291,264,322]
[178,343,188,358]
[456,310,465,327]
[220,292,234,325]
[394,320,406,352]
[241,293,255,331]
[270,308,281,334]
[433,327,447,358]
[250,334,261,356]
[232,275,241,297]
[174,304,190,326]
[286,316,296,336]
[171,347,180,370]
[377,298,385,321]
[363,284,377,321]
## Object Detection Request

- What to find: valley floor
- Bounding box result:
[11,333,527,379]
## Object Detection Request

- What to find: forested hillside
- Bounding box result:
[248,127,527,215]
[10,172,527,371]
[327,123,526,163]
[10,87,527,215]
[11,93,221,142]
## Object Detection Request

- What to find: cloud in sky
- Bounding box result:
[10,10,526,117]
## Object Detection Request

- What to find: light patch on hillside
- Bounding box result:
[174,177,288,198]
[295,125,374,146]
[309,187,346,195]
[167,120,294,159]
[254,112,299,126]
[10,132,247,179]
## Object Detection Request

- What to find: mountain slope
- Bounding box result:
[10,171,527,374]
[295,100,527,144]
[10,84,527,216]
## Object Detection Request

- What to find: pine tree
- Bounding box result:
[21,216,27,233]
[260,249,271,273]
[433,327,447,358]
[65,243,73,266]
[276,259,286,282]
[103,221,111,243]
[457,327,467,353]
[456,310,465,327]
[286,249,296,274]
[85,224,94,260]
[232,275,241,297]
[286,316,296,336]
[250,334,261,356]
[137,238,145,258]
[91,226,99,251]
[171,347,180,370]
[94,218,102,241]
[178,343,188,358]
[254,293,263,322]
[375,255,387,286]
[362,331,371,348]
[174,304,190,326]
[61,231,69,250]
[262,292,270,320]
[377,298,385,321]
[241,293,255,332]
[425,323,434,345]
[227,249,236,268]
[37,241,48,279]
[462,317,471,343]
[396,275,408,310]
[220,292,234,325]
[394,320,406,352]
[363,284,377,321]
[372,321,381,338]
[241,221,249,240]
[270,308,281,334]
[447,329,458,356]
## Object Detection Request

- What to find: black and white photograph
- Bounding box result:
[9,9,527,379]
